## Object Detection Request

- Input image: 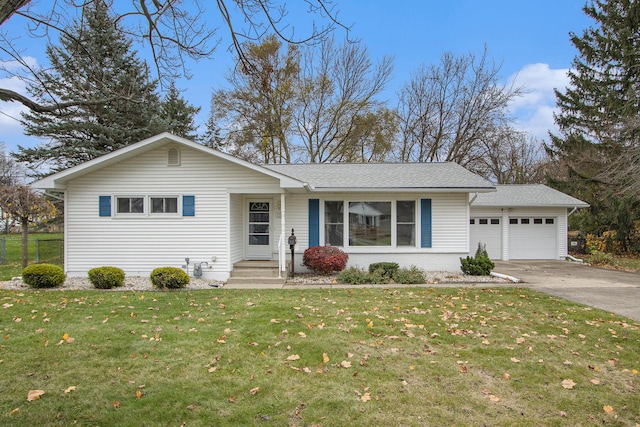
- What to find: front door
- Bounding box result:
[246,200,272,259]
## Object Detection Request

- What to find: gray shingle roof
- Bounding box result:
[264,163,495,191]
[472,184,589,208]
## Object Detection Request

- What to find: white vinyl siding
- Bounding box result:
[65,144,282,280]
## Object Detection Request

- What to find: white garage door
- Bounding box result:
[470,218,502,260]
[509,218,557,259]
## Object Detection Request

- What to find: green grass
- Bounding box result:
[1,287,639,426]
[0,233,63,280]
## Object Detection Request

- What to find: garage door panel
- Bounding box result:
[509,218,556,259]
[470,218,501,260]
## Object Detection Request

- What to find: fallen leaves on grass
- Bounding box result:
[561,379,576,390]
[603,405,615,415]
[64,386,76,394]
[27,390,45,402]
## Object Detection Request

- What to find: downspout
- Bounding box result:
[469,192,478,205]
[568,207,578,216]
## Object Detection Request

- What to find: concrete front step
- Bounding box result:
[232,268,281,278]
[228,260,287,286]
[233,260,280,269]
[225,276,286,286]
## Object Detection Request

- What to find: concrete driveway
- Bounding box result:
[493,260,640,322]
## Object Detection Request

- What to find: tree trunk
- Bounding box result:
[21,216,28,269]
[0,0,30,26]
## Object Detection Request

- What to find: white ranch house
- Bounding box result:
[33,133,587,282]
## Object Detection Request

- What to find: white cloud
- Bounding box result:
[506,63,571,140]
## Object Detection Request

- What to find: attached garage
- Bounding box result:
[469,185,588,261]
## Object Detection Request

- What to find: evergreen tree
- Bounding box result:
[158,82,201,140]
[14,0,161,174]
[548,0,640,252]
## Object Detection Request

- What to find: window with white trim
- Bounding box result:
[117,196,144,214]
[396,200,415,246]
[151,196,178,214]
[322,200,419,248]
[324,201,344,246]
[349,201,391,246]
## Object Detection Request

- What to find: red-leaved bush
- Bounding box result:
[303,246,349,274]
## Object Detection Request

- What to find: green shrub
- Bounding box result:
[366,269,390,284]
[150,267,190,289]
[368,262,399,279]
[303,246,349,274]
[460,255,495,276]
[474,242,490,259]
[336,267,370,285]
[588,250,615,266]
[88,266,125,289]
[22,263,66,288]
[393,266,426,284]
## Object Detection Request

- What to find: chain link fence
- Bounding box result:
[0,237,64,266]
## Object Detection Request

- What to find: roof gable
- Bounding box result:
[31,133,305,190]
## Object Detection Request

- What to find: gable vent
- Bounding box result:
[167,147,181,166]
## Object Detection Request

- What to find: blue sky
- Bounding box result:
[0,1,593,154]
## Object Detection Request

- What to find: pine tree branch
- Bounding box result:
[0,88,133,113]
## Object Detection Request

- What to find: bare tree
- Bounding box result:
[472,125,549,184]
[0,0,350,113]
[294,37,393,162]
[395,48,522,167]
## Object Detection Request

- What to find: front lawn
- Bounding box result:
[1,287,638,426]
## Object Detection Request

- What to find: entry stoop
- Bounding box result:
[226,260,287,286]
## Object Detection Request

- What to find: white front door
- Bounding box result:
[246,200,272,259]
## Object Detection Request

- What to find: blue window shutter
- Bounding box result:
[99,196,111,217]
[420,198,432,248]
[308,199,320,247]
[183,195,195,217]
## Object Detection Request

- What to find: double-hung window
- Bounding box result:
[324,201,344,246]
[396,200,416,246]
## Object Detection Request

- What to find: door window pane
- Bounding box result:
[249,202,269,246]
